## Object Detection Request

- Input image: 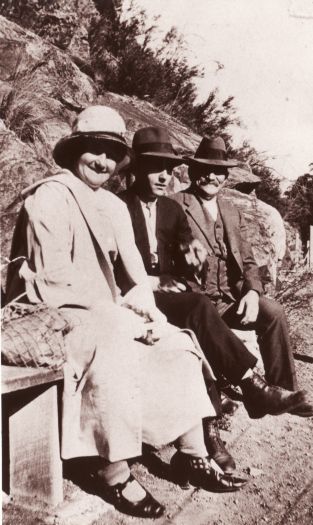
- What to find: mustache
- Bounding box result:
[199,179,219,186]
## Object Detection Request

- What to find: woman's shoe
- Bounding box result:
[171,451,247,493]
[99,474,165,518]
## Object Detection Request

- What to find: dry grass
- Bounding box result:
[0,52,61,161]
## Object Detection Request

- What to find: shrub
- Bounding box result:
[285,172,313,245]
[89,0,241,139]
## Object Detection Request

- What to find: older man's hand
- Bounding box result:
[237,290,260,325]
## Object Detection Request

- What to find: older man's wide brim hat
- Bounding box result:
[188,136,238,168]
[132,126,184,167]
[53,106,131,169]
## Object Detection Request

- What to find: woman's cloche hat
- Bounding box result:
[188,136,238,168]
[53,105,130,169]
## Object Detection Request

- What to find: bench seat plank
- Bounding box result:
[2,365,63,393]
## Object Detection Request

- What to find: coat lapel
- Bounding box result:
[155,198,168,272]
[181,192,212,252]
[123,189,152,272]
[217,197,243,271]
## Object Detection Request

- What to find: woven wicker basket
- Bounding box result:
[1,302,69,370]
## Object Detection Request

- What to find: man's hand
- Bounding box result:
[158,274,187,293]
[237,290,259,325]
[180,239,207,271]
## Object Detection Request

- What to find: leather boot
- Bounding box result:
[221,392,239,415]
[289,396,313,417]
[203,417,236,473]
[240,373,306,419]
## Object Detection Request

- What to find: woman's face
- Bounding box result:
[75,151,117,190]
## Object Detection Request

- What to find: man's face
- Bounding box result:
[146,170,172,198]
[75,151,116,190]
[195,165,229,199]
[136,158,173,200]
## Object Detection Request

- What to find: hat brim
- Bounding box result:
[138,151,184,166]
[53,133,130,169]
[187,157,238,168]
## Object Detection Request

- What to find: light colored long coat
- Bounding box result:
[7,170,214,462]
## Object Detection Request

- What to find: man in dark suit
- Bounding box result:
[171,135,312,418]
[118,127,311,472]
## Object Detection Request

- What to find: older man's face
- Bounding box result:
[195,166,228,199]
[75,151,116,190]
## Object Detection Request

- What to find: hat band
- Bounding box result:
[135,142,175,155]
[71,131,127,144]
[195,148,226,161]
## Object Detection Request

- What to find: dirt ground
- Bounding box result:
[3,272,313,525]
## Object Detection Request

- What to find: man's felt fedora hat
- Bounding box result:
[132,126,183,166]
[53,105,130,169]
[188,136,238,168]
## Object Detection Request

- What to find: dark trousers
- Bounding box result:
[154,291,297,392]
[154,291,257,388]
[222,296,297,391]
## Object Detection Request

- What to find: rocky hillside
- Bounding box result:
[0,12,290,289]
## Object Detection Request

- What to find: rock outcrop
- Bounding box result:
[0,0,98,57]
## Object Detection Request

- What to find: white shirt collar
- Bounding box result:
[200,196,218,221]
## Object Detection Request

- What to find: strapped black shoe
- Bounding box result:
[98,474,165,518]
[203,417,236,473]
[170,451,247,492]
[240,373,306,419]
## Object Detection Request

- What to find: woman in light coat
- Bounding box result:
[6,106,246,518]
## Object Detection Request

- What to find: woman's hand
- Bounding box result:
[121,284,167,340]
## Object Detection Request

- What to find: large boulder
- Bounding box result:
[220,188,286,286]
[225,165,261,194]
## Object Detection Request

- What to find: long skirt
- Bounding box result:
[61,307,215,462]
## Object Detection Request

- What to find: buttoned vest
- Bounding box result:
[202,207,235,308]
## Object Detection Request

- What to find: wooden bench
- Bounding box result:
[2,365,64,506]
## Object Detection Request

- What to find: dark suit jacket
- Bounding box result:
[119,187,192,278]
[170,189,263,297]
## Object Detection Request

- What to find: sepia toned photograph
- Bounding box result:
[1,1,312,524]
